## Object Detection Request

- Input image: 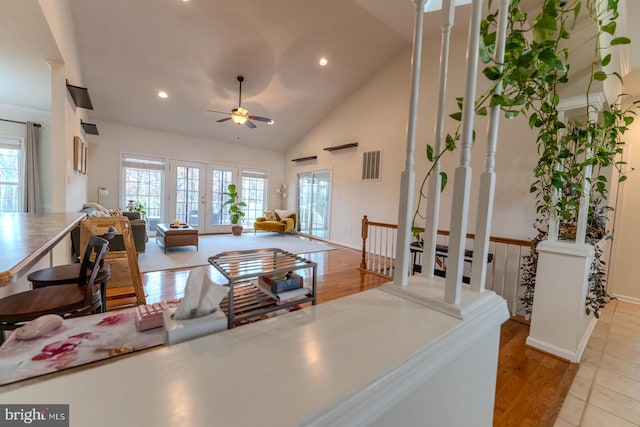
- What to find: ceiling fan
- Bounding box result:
[207,75,274,129]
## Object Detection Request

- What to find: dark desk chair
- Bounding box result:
[0,236,110,344]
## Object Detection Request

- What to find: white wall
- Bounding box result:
[285,30,540,249]
[39,0,90,213]
[86,120,285,218]
[607,97,640,301]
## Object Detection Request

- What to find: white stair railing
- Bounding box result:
[361,216,532,317]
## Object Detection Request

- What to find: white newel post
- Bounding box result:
[526,94,604,362]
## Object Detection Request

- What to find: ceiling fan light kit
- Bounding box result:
[207,75,274,129]
[231,107,248,125]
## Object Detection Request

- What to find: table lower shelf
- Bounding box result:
[219,281,313,327]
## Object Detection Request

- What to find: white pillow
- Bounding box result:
[83,202,110,215]
[275,209,295,220]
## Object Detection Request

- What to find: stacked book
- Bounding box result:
[257,272,309,302]
[260,272,303,294]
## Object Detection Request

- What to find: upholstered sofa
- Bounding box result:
[254,211,297,234]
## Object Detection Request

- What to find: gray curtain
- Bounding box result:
[23,122,41,213]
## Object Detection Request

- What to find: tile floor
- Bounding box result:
[555,299,640,426]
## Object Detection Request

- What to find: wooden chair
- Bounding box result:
[79,217,146,307]
[0,236,110,344]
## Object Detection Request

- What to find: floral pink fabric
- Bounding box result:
[0,308,164,386]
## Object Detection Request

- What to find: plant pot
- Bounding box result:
[232,225,243,236]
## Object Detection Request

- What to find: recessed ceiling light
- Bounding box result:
[158,91,168,99]
[268,119,275,125]
[319,57,328,66]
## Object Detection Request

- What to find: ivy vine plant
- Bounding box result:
[413,0,637,318]
[414,0,577,232]
[514,0,637,318]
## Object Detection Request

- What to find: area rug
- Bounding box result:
[138,233,336,273]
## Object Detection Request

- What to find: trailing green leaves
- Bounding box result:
[415,0,636,319]
[611,36,631,46]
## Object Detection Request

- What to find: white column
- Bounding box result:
[470,0,509,292]
[575,108,598,244]
[394,0,427,286]
[445,0,483,304]
[528,94,605,362]
[422,0,455,279]
[526,241,595,362]
[547,111,566,242]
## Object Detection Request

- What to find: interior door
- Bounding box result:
[169,160,206,230]
[205,164,238,233]
[297,170,331,239]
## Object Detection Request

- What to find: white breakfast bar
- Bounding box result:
[0,276,508,427]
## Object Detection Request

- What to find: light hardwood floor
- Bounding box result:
[125,242,586,426]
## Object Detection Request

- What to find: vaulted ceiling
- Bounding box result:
[66,0,416,151]
[1,0,637,151]
[0,0,61,112]
[0,0,461,151]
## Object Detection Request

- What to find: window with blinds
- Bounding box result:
[362,150,381,181]
[121,154,166,231]
[0,137,22,212]
[241,168,268,226]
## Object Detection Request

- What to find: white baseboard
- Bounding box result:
[328,240,360,251]
[526,315,597,363]
[611,293,640,305]
[525,337,580,362]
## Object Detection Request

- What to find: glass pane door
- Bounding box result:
[241,169,268,229]
[206,165,238,233]
[297,170,331,239]
[122,155,165,234]
[169,160,206,230]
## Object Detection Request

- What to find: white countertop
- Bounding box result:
[0,284,507,426]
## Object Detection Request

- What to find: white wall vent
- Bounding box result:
[362,150,381,181]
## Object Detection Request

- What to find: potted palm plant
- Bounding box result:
[223,183,246,236]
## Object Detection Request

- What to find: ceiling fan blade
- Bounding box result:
[206,109,231,116]
[245,120,257,129]
[248,115,273,123]
[216,117,232,123]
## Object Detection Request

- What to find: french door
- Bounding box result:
[297,170,331,239]
[169,160,237,233]
[169,160,206,229]
[207,164,237,233]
